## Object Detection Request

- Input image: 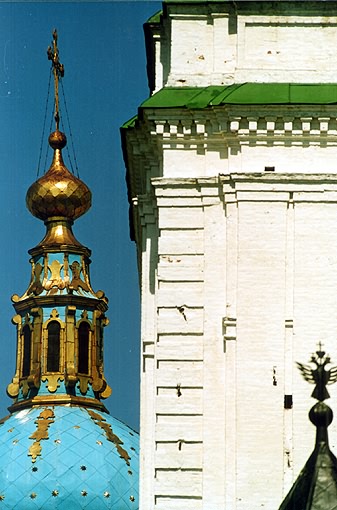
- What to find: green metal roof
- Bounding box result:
[120,83,337,130]
[146,10,162,23]
[140,83,337,109]
[122,114,138,130]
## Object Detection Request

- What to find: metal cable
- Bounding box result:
[37,68,52,177]
[60,79,80,177]
[43,106,54,174]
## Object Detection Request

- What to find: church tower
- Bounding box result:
[122,1,337,509]
[0,30,139,508]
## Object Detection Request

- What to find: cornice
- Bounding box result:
[8,395,108,414]
[152,173,337,200]
[12,294,108,314]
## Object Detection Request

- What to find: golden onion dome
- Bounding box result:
[26,130,91,221]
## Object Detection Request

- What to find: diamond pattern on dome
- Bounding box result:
[0,406,139,509]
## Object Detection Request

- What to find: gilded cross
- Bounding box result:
[47,29,64,131]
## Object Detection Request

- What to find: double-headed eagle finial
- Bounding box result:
[297,342,337,401]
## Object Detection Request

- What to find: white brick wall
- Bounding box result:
[124,3,337,509]
[135,173,337,509]
[150,4,337,89]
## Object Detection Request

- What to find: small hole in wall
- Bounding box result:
[265,166,275,172]
[284,395,293,409]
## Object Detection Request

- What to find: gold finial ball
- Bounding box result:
[26,133,91,221]
[49,130,67,150]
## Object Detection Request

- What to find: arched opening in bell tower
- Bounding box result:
[47,320,60,372]
[22,324,32,377]
[78,321,90,375]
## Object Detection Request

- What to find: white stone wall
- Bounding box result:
[123,3,337,509]
[123,103,337,508]
[136,174,337,510]
[149,3,337,90]
[123,100,337,508]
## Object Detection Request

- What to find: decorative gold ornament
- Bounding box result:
[70,261,89,292]
[78,375,91,395]
[6,382,19,398]
[28,408,55,462]
[87,409,131,465]
[41,375,64,393]
[45,259,65,294]
[100,383,112,399]
[26,261,44,296]
[50,309,59,319]
[28,442,42,462]
[29,409,54,441]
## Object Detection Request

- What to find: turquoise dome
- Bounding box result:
[0,405,139,509]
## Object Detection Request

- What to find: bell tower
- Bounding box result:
[7,30,110,411]
[0,30,139,508]
[122,2,337,509]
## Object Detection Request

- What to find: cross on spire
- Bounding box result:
[47,29,64,131]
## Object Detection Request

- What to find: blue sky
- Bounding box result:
[0,1,161,430]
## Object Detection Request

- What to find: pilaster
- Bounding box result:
[201,182,227,509]
[137,194,158,510]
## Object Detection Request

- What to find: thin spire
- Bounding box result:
[47,29,64,131]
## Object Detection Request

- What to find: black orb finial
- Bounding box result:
[297,344,337,446]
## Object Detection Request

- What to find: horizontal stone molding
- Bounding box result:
[158,229,204,256]
[156,334,204,361]
[155,495,202,510]
[156,360,203,387]
[156,387,203,415]
[157,307,204,334]
[149,174,337,209]
[157,281,204,308]
[158,206,204,229]
[155,469,203,497]
[155,414,203,442]
[158,254,204,283]
[155,441,203,469]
